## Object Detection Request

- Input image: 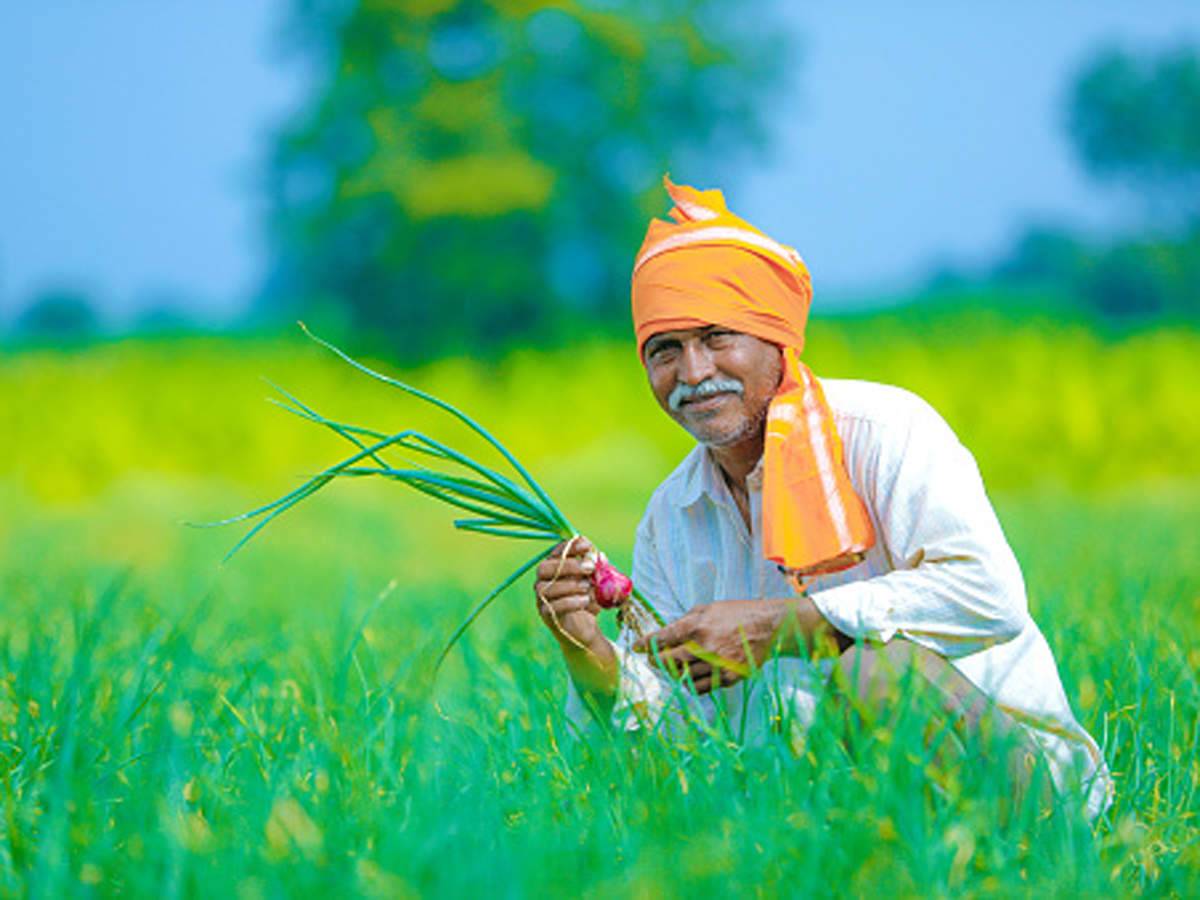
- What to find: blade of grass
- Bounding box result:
[434,548,547,673]
[630,585,667,627]
[300,323,573,533]
[269,392,547,517]
[404,432,547,513]
[452,520,562,541]
[218,476,334,561]
[265,380,391,469]
[339,465,557,528]
[411,470,546,520]
[203,429,459,558]
[194,428,429,529]
[336,467,554,531]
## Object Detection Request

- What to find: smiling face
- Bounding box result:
[642,325,783,448]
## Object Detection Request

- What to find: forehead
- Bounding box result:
[642,325,720,363]
[641,327,783,373]
[644,325,736,347]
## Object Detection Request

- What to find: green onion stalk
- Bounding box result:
[200,325,666,668]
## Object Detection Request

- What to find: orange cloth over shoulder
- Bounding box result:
[631,176,874,576]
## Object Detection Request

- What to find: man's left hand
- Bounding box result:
[631,599,788,694]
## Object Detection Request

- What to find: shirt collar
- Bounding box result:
[676,445,764,509]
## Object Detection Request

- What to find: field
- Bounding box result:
[1,307,1198,895]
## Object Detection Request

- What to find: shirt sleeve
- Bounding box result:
[563,511,678,735]
[809,394,1029,658]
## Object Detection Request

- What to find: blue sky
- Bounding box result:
[2,2,1198,323]
[739,1,1200,303]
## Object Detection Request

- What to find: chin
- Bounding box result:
[688,418,754,448]
[685,404,769,448]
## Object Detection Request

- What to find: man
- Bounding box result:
[533,177,1110,818]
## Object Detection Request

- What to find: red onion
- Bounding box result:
[592,557,633,608]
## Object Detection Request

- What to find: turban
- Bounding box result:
[631,176,875,577]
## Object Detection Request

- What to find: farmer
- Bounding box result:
[533,178,1110,818]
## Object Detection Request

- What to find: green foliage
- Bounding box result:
[995,226,1092,287]
[997,225,1200,321]
[266,0,787,359]
[0,467,1196,894]
[12,288,99,345]
[1067,43,1200,217]
[3,305,1195,509]
[1081,230,1200,319]
[991,41,1200,323]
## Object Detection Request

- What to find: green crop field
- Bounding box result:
[1,307,1198,896]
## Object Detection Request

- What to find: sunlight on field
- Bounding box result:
[1,310,1197,894]
[3,309,1197,509]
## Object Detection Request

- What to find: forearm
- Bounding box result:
[807,560,1027,656]
[630,596,852,694]
[560,636,620,718]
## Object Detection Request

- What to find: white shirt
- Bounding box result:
[566,378,1111,818]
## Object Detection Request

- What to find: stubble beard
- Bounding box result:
[684,396,772,449]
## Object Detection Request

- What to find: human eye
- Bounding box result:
[646,339,680,364]
[704,329,736,349]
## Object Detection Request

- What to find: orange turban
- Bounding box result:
[631,177,875,577]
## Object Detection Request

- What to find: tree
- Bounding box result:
[1067,44,1200,223]
[264,0,788,358]
[15,288,99,343]
[1006,43,1200,321]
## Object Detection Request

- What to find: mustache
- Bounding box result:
[668,377,745,412]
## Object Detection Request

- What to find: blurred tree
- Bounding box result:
[994,226,1091,287]
[264,0,788,358]
[1067,44,1200,224]
[133,306,196,337]
[1001,43,1200,321]
[1085,228,1200,320]
[15,288,99,343]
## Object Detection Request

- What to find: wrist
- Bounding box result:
[560,632,619,695]
[555,620,609,657]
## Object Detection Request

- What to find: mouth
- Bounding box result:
[678,392,736,413]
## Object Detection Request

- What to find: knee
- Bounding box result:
[832,642,895,709]
[831,639,944,710]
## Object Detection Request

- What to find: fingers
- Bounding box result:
[551,534,593,560]
[534,537,596,615]
[536,576,593,600]
[652,648,700,676]
[650,652,740,694]
[531,537,608,650]
[645,646,711,681]
[632,616,691,653]
[690,668,740,695]
[536,593,597,622]
[648,647,694,679]
[643,646,741,695]
[536,536,596,583]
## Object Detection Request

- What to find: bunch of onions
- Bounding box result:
[204,325,665,666]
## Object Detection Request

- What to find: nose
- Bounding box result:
[677,339,716,386]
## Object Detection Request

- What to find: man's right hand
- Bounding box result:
[534,535,619,703]
[533,535,605,652]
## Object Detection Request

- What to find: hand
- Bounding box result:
[631,600,781,694]
[632,597,845,695]
[534,536,619,701]
[533,535,604,653]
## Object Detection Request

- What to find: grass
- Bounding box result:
[0,307,1197,895]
